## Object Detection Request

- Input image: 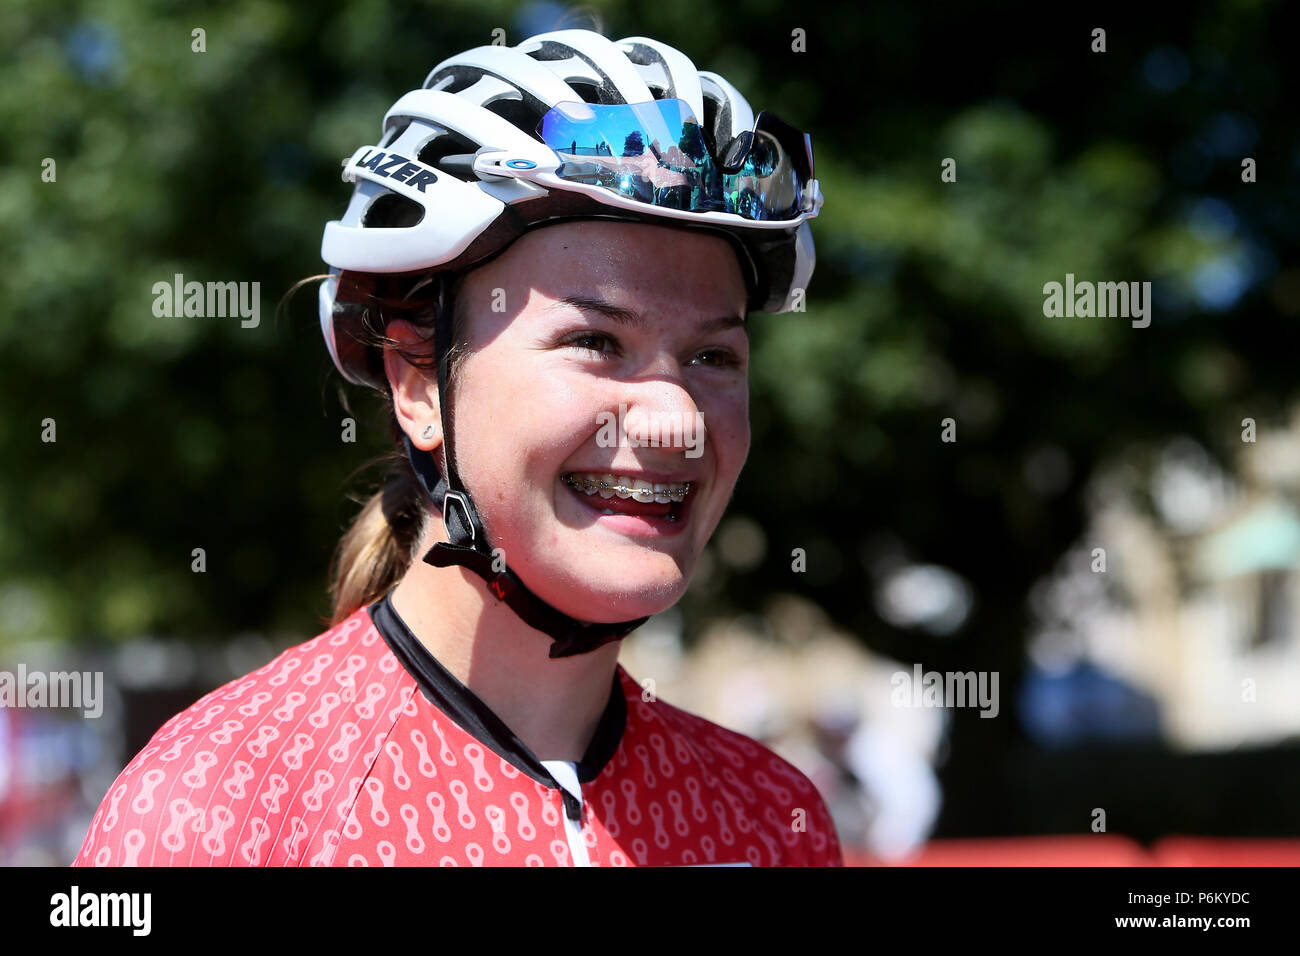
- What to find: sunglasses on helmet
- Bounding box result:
[534,98,817,223]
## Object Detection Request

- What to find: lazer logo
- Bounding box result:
[353,149,438,192]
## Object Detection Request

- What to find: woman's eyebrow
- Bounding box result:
[552,295,747,337]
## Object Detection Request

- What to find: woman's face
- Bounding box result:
[412,220,751,623]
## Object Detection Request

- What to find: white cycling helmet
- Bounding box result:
[317,29,823,658]
[319,28,821,390]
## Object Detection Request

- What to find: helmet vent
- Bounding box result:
[380,121,410,148]
[362,193,424,228]
[483,95,541,135]
[701,96,722,158]
[565,80,604,105]
[426,66,480,96]
[622,49,673,96]
[417,130,481,180]
[527,40,583,63]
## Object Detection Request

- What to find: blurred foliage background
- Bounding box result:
[2,0,1299,851]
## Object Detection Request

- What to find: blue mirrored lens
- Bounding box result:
[537,100,806,222]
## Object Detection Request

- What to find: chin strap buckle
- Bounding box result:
[441,489,476,547]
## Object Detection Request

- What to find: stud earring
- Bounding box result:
[421,424,436,439]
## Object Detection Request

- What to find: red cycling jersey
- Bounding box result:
[74,594,843,866]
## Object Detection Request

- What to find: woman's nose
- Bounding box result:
[609,372,708,458]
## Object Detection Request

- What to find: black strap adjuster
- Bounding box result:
[441,489,475,546]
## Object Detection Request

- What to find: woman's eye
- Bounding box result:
[563,332,618,357]
[560,332,740,369]
[692,348,740,368]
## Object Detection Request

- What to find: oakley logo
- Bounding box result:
[354,149,438,192]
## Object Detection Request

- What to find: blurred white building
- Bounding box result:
[1028,404,1300,750]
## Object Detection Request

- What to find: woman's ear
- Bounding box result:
[384,319,442,452]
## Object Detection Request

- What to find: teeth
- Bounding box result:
[563,473,692,503]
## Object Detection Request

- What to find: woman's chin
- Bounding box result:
[532,568,689,624]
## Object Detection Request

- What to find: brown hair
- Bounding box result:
[324,272,469,624]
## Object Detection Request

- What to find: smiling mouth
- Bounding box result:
[561,473,692,523]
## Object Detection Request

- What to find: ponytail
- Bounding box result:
[328,444,431,624]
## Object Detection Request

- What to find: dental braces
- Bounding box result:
[563,474,691,503]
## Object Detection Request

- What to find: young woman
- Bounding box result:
[74,28,841,866]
